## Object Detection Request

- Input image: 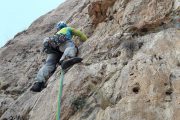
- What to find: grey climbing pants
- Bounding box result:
[35,53,62,82]
[59,47,77,61]
[35,47,78,82]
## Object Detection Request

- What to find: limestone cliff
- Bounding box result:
[0,0,180,120]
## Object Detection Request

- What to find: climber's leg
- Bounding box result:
[59,47,77,62]
[60,47,82,70]
[61,57,83,70]
[31,53,62,92]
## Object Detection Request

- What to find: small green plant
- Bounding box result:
[71,96,86,111]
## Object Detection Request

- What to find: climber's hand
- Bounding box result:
[58,60,64,65]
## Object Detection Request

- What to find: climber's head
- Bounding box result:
[56,21,67,31]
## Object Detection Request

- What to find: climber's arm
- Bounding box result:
[71,28,87,42]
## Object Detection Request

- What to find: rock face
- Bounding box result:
[0,0,180,120]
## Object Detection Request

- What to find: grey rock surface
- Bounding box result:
[0,0,180,120]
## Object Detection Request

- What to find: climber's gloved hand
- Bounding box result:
[42,37,51,53]
[58,60,64,65]
[42,44,49,53]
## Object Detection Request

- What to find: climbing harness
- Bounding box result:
[56,69,65,120]
[43,37,60,54]
[54,34,69,45]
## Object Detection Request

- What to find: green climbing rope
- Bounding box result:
[56,69,65,120]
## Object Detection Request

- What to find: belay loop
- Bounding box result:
[56,69,65,120]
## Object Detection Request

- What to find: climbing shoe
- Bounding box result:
[30,82,45,92]
[61,57,83,70]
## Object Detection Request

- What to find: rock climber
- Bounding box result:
[30,21,87,92]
